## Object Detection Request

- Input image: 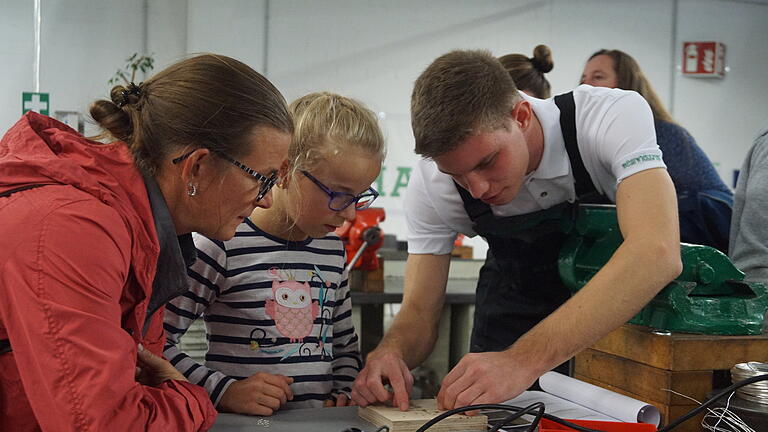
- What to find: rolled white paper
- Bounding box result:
[538,371,661,426]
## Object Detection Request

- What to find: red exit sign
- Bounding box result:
[682,41,726,78]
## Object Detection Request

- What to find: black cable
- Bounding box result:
[398,373,768,432]
[340,427,389,432]
[658,373,768,432]
[413,403,605,432]
[488,402,544,432]
[414,404,519,432]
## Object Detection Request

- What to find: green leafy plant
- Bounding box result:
[109,53,155,85]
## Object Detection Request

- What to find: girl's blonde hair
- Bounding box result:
[288,92,385,174]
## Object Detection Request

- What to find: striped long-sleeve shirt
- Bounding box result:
[164,218,362,409]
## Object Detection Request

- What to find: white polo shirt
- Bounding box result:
[405,85,666,255]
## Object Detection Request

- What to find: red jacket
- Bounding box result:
[0,113,217,431]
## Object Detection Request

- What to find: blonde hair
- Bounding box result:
[288,92,385,174]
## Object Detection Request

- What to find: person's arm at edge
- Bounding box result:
[730,130,768,282]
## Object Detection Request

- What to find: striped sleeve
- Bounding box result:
[330,264,362,396]
[163,234,236,406]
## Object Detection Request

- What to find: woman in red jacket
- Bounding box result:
[0,53,293,431]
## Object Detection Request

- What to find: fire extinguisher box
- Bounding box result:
[682,41,726,78]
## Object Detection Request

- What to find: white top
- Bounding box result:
[405,85,666,255]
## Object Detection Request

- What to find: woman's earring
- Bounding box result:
[187,182,197,197]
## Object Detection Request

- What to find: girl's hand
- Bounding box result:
[219,372,294,416]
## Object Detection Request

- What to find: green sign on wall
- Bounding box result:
[22,92,49,116]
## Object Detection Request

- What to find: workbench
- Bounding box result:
[211,406,374,432]
[574,324,768,432]
[209,391,626,431]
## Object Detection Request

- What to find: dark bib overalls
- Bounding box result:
[456,93,608,374]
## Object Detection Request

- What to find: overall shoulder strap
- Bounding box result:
[553,92,600,199]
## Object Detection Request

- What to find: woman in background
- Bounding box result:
[0,54,292,431]
[499,44,554,99]
[582,49,732,252]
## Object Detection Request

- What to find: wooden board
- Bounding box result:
[590,324,768,371]
[358,399,487,432]
[574,349,713,405]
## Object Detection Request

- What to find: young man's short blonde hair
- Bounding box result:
[288,92,385,173]
[411,49,522,158]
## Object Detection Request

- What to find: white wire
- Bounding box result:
[702,392,755,432]
[711,392,732,431]
[662,389,755,432]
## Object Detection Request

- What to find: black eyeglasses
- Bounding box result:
[302,170,379,211]
[172,150,278,202]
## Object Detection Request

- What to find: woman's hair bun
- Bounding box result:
[89,85,134,142]
[531,44,553,73]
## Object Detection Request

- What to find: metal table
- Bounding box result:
[211,406,375,432]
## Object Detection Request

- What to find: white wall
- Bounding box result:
[675,0,768,187]
[183,0,267,73]
[3,0,767,256]
[147,0,188,71]
[1,1,35,132]
[0,0,146,136]
[261,0,677,255]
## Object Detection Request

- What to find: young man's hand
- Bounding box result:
[351,349,414,411]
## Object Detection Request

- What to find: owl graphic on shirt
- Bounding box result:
[265,277,320,343]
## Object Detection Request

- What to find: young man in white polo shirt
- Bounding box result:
[351,49,682,411]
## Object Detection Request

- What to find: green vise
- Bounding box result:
[558,204,768,335]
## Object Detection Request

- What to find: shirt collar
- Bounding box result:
[142,174,197,333]
[519,91,570,180]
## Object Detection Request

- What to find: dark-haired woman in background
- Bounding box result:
[499,44,554,99]
[582,49,732,252]
[0,54,293,431]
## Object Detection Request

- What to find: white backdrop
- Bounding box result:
[3,0,767,257]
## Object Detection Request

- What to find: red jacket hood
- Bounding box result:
[0,111,158,298]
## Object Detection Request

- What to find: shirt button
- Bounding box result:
[540,191,548,198]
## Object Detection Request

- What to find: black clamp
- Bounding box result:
[117,82,143,108]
